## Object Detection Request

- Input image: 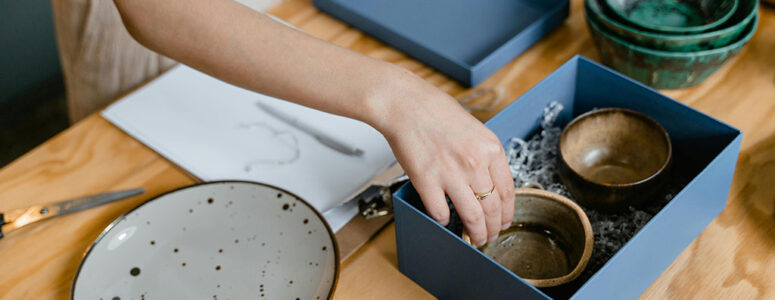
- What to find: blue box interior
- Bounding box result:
[393,56,742,299]
[312,0,569,86]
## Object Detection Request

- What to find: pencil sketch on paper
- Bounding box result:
[236,122,301,171]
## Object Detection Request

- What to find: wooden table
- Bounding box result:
[1,0,773,298]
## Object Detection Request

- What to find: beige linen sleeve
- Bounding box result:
[51,0,281,122]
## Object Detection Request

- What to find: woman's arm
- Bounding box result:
[113,0,514,246]
[115,0,400,129]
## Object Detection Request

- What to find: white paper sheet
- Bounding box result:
[102,65,395,232]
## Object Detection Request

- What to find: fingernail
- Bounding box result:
[476,239,487,247]
[488,234,498,243]
[501,222,511,231]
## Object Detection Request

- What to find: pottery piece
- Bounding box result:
[605,0,738,33]
[558,108,672,211]
[463,188,594,287]
[586,0,758,52]
[71,181,338,300]
[586,5,758,89]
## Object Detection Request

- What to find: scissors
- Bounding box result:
[0,188,145,238]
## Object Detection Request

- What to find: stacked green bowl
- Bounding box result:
[585,0,759,89]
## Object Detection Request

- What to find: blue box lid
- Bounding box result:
[313,0,569,86]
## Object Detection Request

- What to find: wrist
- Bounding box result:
[360,64,444,138]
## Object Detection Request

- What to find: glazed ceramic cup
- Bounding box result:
[586,5,758,89]
[587,0,758,52]
[463,188,594,287]
[558,108,672,212]
[605,0,738,33]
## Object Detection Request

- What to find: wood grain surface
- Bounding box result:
[0,0,773,299]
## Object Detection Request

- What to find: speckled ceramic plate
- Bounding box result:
[71,181,338,300]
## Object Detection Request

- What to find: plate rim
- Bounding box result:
[69,180,340,300]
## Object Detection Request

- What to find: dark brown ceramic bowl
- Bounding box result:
[558,108,672,211]
[463,188,594,287]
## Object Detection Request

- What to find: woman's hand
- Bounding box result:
[370,68,515,247]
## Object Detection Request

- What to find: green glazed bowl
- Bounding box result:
[587,0,758,51]
[605,0,738,33]
[586,11,757,89]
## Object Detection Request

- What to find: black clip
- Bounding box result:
[356,176,408,219]
[357,185,392,219]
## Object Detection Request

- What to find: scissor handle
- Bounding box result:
[0,213,5,239]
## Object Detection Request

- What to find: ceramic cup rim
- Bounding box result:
[69,180,340,300]
[558,108,673,189]
[586,0,758,42]
[604,0,739,33]
[462,188,594,287]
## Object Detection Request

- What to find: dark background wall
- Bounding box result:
[0,0,62,104]
[0,0,69,167]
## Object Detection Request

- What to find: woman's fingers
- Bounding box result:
[446,183,488,246]
[466,167,502,244]
[414,180,450,226]
[476,185,502,244]
[490,154,515,230]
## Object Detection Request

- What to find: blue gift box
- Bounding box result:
[312,0,569,87]
[393,56,742,299]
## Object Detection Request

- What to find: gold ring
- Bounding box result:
[474,185,496,201]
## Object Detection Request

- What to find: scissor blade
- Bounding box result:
[55,188,145,215]
[1,188,145,235]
